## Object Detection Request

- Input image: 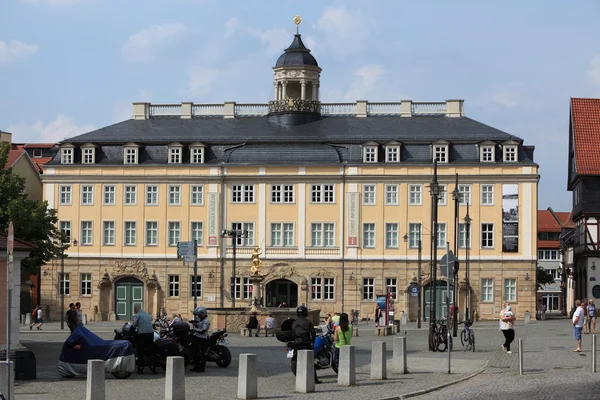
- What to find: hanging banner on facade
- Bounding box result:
[347,192,360,247]
[207,192,219,246]
[502,184,519,252]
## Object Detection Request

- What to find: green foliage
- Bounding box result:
[0,142,63,274]
[536,265,556,290]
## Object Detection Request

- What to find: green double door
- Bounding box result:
[115,277,144,321]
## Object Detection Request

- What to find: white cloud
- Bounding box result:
[478,82,529,108]
[8,115,96,143]
[122,23,187,63]
[314,7,368,56]
[22,0,92,6]
[224,17,240,38]
[344,64,384,101]
[0,40,39,66]
[588,55,600,86]
[249,27,290,55]
[184,66,220,97]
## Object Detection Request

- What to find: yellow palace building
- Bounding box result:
[39,29,538,322]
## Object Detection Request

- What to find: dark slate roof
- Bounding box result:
[49,115,536,166]
[275,34,318,68]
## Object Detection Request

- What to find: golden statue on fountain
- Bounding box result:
[250,246,262,276]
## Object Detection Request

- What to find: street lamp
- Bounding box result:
[221,229,248,308]
[428,161,440,331]
[404,234,423,329]
[451,175,460,337]
[57,232,71,330]
[464,205,472,321]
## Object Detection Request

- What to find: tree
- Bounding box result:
[536,266,555,290]
[0,143,62,274]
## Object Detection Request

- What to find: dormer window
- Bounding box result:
[32,149,42,158]
[503,145,518,162]
[81,145,95,164]
[190,143,205,164]
[168,146,182,164]
[363,144,378,163]
[123,144,139,165]
[480,145,495,162]
[61,147,73,164]
[385,142,401,163]
[433,144,448,163]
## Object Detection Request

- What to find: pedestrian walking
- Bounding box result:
[65,303,78,332]
[75,302,83,326]
[30,305,44,330]
[333,312,352,364]
[375,303,382,327]
[500,304,515,354]
[541,303,547,321]
[131,305,156,373]
[572,299,585,352]
[587,300,596,334]
[583,298,590,334]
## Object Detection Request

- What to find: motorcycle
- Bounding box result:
[276,319,338,376]
[168,321,232,368]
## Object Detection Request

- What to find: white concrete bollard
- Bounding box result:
[25,313,31,325]
[83,314,88,325]
[0,361,15,400]
[393,336,408,374]
[86,359,105,400]
[237,353,258,399]
[338,345,356,386]
[296,350,315,393]
[370,341,387,380]
[165,356,185,400]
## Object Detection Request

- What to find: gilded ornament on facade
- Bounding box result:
[250,246,263,275]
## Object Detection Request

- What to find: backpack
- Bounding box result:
[32,309,37,317]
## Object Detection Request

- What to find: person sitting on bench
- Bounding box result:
[246,312,260,337]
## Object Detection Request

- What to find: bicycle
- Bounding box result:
[350,309,359,325]
[429,319,452,352]
[459,320,475,352]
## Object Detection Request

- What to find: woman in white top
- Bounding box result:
[500,303,515,353]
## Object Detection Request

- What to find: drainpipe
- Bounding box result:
[219,166,226,308]
[341,169,346,313]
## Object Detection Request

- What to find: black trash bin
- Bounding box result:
[13,350,36,380]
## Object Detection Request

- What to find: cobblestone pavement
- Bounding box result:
[11,320,575,399]
[413,319,600,399]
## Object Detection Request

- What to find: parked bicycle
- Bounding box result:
[428,319,452,352]
[459,320,475,351]
[350,309,360,325]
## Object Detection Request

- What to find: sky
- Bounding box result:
[1,0,600,212]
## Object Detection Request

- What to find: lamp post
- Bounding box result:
[451,175,460,338]
[404,234,422,329]
[464,204,472,321]
[57,233,72,330]
[220,229,248,308]
[429,161,440,327]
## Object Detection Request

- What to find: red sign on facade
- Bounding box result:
[208,236,217,246]
[348,237,357,246]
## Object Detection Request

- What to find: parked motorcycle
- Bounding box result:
[276,318,338,376]
[169,321,232,368]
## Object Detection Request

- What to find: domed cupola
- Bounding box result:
[268,15,322,121]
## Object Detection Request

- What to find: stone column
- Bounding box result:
[316,84,320,101]
[282,81,287,99]
[274,83,279,101]
[300,80,306,100]
[311,82,317,100]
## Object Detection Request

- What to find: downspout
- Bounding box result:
[219,165,226,308]
[341,168,346,313]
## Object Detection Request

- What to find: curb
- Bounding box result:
[389,360,489,399]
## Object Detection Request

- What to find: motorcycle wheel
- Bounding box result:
[214,345,232,368]
[331,356,339,374]
[111,371,132,379]
[290,355,297,376]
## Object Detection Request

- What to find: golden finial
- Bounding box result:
[293,15,302,34]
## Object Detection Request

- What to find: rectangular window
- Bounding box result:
[82,148,94,164]
[481,223,494,248]
[81,185,94,205]
[271,184,295,203]
[481,184,494,205]
[504,146,517,162]
[32,149,42,158]
[168,185,181,205]
[504,278,516,301]
[481,146,494,162]
[386,278,398,299]
[271,223,282,246]
[310,223,335,247]
[231,184,255,203]
[169,147,181,164]
[438,184,447,205]
[59,221,71,243]
[124,148,138,164]
[481,279,493,302]
[231,222,254,246]
[364,147,377,163]
[282,223,294,246]
[363,184,376,205]
[363,223,375,248]
[191,147,204,164]
[434,145,448,163]
[386,146,399,162]
[363,278,375,300]
[124,185,137,205]
[436,223,446,248]
[324,278,335,300]
[61,148,73,164]
[458,184,471,205]
[538,250,559,260]
[146,185,158,205]
[169,222,181,246]
[230,277,251,299]
[311,278,322,300]
[103,185,116,205]
[459,223,471,249]
[385,184,398,205]
[59,273,70,295]
[80,273,92,296]
[191,185,204,205]
[311,184,335,203]
[385,223,398,248]
[409,185,422,205]
[191,222,203,246]
[80,221,93,245]
[60,185,72,205]
[409,223,421,249]
[168,275,180,297]
[124,221,136,246]
[190,275,202,298]
[145,221,158,246]
[103,221,115,246]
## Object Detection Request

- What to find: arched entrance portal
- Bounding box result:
[114,277,144,320]
[266,279,298,307]
[423,280,454,321]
